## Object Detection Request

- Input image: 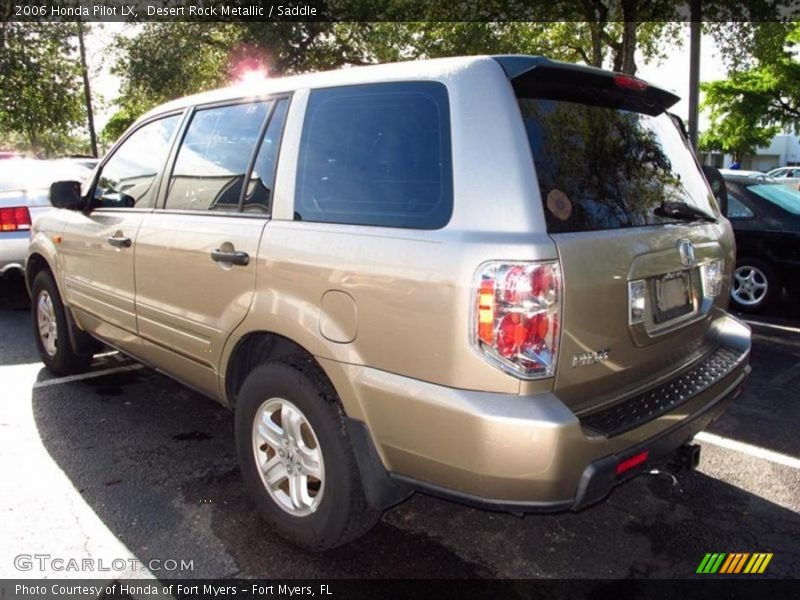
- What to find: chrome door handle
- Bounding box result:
[107,236,132,248]
[210,249,250,266]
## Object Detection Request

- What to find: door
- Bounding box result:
[61,114,182,347]
[133,98,290,392]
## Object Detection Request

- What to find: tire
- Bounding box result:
[235,361,381,551]
[730,258,779,313]
[31,271,93,375]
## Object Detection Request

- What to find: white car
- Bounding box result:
[718,168,772,181]
[0,159,91,278]
[765,166,800,189]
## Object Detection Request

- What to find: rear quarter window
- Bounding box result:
[295,82,453,229]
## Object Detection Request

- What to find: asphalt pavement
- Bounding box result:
[1,275,798,579]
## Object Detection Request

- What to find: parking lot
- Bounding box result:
[1,275,798,580]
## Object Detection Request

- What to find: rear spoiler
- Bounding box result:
[492,55,680,116]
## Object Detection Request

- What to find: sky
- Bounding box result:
[85,23,729,133]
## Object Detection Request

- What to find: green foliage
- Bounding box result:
[0,23,85,156]
[100,106,142,147]
[112,23,232,109]
[700,22,800,159]
[109,17,685,132]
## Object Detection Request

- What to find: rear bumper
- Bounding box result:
[0,231,29,276]
[334,313,751,510]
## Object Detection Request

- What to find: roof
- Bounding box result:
[136,54,681,125]
[138,55,492,123]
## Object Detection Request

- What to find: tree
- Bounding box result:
[700,22,800,160]
[0,23,85,156]
[106,9,689,134]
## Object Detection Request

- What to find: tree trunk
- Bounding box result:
[620,0,638,75]
[584,0,608,68]
[28,126,41,158]
[77,20,98,157]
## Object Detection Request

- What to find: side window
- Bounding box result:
[243,98,289,214]
[93,115,180,209]
[727,192,754,219]
[295,82,453,229]
[166,101,270,212]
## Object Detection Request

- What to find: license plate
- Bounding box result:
[654,270,693,322]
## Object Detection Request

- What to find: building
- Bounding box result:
[700,134,800,171]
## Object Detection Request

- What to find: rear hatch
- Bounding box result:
[501,57,731,414]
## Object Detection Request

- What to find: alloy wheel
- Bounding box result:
[252,397,325,517]
[37,290,58,357]
[732,265,768,306]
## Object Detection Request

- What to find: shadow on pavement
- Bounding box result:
[30,368,489,579]
[731,290,800,326]
[0,273,29,309]
[715,293,800,459]
[0,275,40,366]
[30,365,800,579]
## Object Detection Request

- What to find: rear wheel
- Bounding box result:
[31,271,93,375]
[730,258,778,313]
[235,361,380,551]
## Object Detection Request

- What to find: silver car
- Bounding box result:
[0,159,91,279]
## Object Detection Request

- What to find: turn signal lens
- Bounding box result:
[702,259,724,298]
[0,206,31,231]
[473,261,561,378]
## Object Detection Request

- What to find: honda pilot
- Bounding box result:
[28,55,751,550]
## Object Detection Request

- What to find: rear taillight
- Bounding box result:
[473,261,561,379]
[0,206,31,232]
[702,259,724,298]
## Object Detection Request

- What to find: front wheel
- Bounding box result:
[31,271,93,375]
[235,361,381,551]
[730,258,779,313]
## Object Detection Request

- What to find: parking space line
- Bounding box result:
[742,320,800,335]
[32,364,145,388]
[695,431,800,470]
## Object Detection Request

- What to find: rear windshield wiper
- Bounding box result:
[655,201,717,223]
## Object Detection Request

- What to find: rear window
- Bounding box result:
[747,183,800,216]
[295,82,452,229]
[519,98,717,233]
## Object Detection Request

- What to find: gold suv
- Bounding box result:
[28,56,751,550]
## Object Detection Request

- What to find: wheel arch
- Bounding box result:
[223,331,343,412]
[225,330,408,512]
[25,252,55,297]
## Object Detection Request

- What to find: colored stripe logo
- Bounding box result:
[697,553,773,574]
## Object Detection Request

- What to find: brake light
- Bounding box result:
[0,206,31,232]
[473,261,561,378]
[613,74,648,92]
[616,450,649,476]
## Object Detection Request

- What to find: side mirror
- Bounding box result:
[701,166,728,218]
[49,180,84,210]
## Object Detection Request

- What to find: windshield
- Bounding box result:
[518,98,717,233]
[748,183,800,215]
